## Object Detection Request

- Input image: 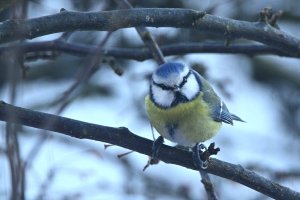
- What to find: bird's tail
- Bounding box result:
[230,114,245,123]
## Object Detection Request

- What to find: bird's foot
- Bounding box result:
[143,136,164,171]
[192,142,220,170]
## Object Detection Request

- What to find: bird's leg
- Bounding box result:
[192,142,220,170]
[152,136,164,159]
[193,143,208,169]
[143,136,164,171]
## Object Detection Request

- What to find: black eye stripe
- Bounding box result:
[152,81,174,91]
[179,70,191,88]
[152,70,192,91]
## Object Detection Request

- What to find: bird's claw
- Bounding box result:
[192,142,220,170]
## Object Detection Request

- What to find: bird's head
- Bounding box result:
[150,62,201,108]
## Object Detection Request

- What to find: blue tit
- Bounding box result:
[145,62,243,168]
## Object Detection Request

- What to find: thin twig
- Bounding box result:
[24,32,113,168]
[0,101,299,200]
[4,47,25,200]
[116,0,165,65]
[50,31,113,108]
[34,168,56,200]
[199,170,218,200]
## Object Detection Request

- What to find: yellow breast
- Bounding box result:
[145,94,221,146]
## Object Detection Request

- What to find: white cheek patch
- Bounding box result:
[151,84,175,107]
[181,74,200,100]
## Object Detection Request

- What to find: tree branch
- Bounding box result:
[0,101,299,200]
[0,8,299,55]
[199,170,218,200]
[0,40,295,62]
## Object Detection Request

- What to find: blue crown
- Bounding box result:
[155,62,185,78]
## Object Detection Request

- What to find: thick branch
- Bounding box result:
[0,8,299,55]
[0,101,299,200]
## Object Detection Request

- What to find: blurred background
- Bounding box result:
[0,0,300,199]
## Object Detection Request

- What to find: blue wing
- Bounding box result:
[193,70,244,125]
[211,101,245,125]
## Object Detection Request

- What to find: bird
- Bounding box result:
[145,62,244,169]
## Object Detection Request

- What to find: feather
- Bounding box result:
[192,70,245,125]
[230,114,246,123]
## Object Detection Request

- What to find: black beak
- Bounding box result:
[171,91,189,107]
